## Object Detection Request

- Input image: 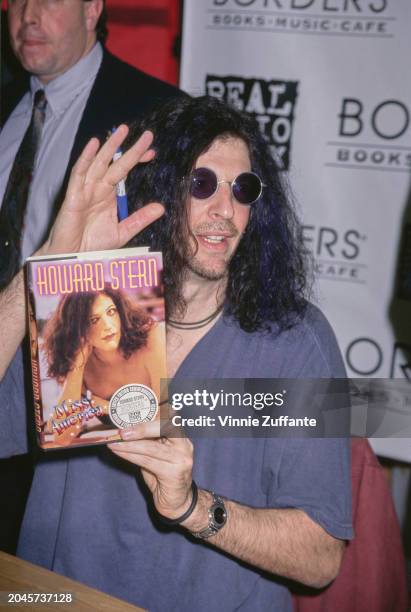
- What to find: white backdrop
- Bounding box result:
[180,0,411,459]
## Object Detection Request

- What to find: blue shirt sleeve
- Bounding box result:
[264,437,353,540]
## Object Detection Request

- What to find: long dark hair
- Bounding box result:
[44,287,152,382]
[125,95,310,333]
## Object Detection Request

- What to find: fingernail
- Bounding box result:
[152,203,165,214]
[120,429,133,440]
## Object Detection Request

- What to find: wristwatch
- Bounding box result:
[193,491,228,539]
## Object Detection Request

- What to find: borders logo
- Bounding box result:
[206,75,299,170]
[325,97,411,173]
[302,224,368,284]
[390,342,411,379]
[346,337,383,376]
[344,337,411,379]
[207,0,396,39]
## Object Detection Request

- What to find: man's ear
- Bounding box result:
[84,0,104,34]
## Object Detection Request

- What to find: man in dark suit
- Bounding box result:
[1,0,180,273]
[0,0,180,553]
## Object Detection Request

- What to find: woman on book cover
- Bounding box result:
[43,286,166,445]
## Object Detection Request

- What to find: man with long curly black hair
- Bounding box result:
[2,96,352,612]
[125,95,309,335]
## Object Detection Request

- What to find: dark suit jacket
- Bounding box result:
[67,49,182,170]
[2,47,181,143]
[1,48,182,239]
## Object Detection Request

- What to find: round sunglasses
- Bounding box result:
[189,167,265,206]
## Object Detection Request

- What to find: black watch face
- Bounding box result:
[214,505,226,525]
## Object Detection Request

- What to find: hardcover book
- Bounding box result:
[26,247,166,450]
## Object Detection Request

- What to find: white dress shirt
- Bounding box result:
[0,42,103,261]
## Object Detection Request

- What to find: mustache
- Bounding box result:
[192,221,239,236]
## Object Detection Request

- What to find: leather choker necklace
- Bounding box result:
[167,304,223,330]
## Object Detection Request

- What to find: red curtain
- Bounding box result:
[1,0,181,85]
[105,0,180,85]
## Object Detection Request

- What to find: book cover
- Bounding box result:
[26,247,166,450]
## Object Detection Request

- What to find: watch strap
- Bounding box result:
[192,491,227,539]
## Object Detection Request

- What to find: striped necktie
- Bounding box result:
[0,89,47,289]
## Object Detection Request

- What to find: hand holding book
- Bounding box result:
[108,419,196,523]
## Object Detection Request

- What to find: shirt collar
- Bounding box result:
[30,42,103,117]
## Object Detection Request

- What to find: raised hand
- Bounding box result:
[40,126,165,256]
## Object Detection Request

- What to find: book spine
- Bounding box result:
[26,274,46,448]
[31,343,44,446]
